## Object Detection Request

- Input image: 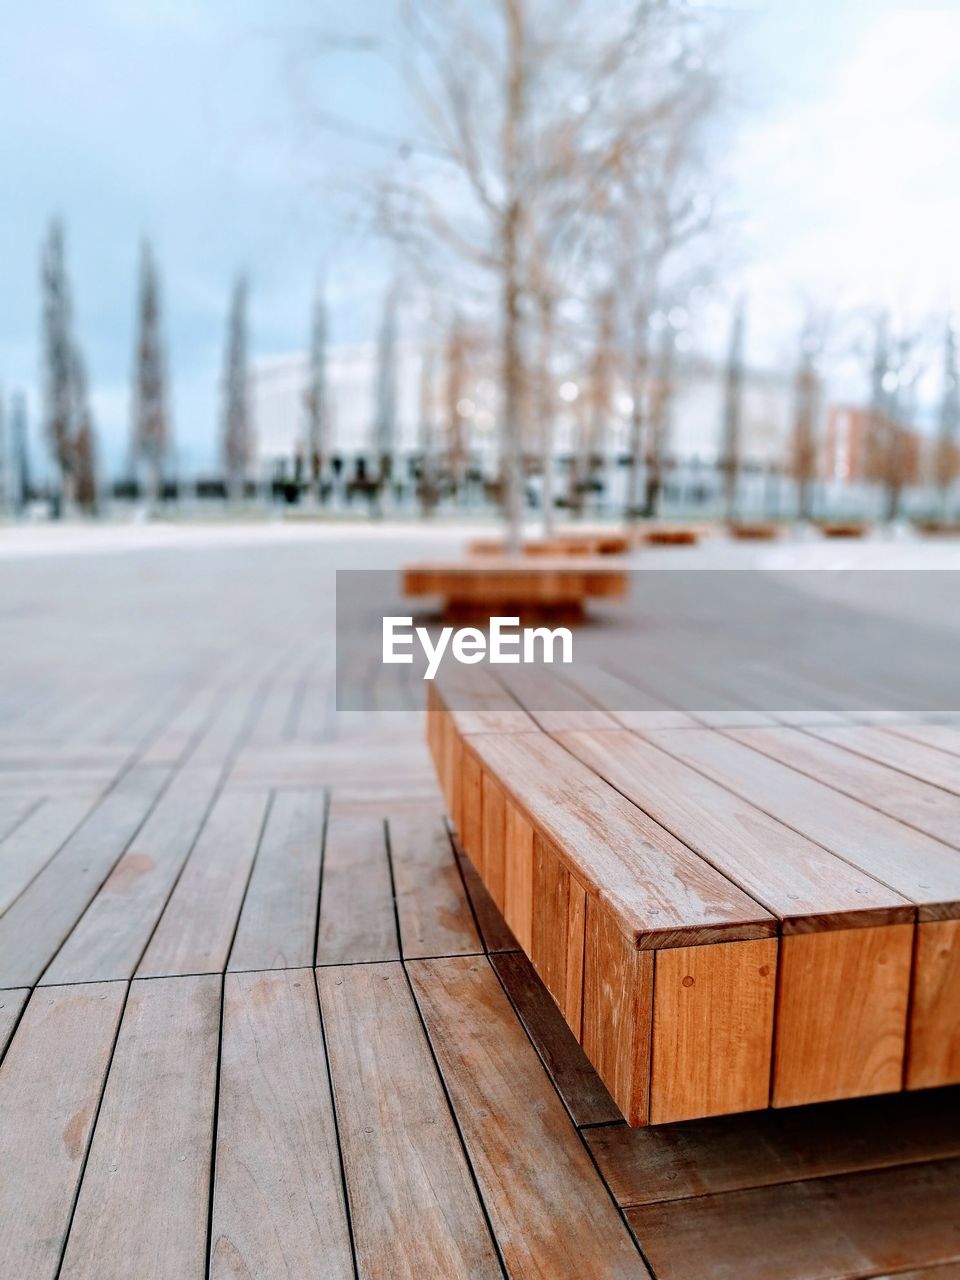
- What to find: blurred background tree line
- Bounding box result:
[1,0,957,530]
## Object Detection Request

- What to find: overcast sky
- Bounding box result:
[1,0,958,473]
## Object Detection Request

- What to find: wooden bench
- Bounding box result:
[426,670,960,1127]
[467,533,631,557]
[403,559,628,620]
[640,527,700,547]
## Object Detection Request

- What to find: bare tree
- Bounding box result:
[40,219,78,508]
[72,351,98,514]
[221,275,252,502]
[303,282,329,501]
[790,314,826,521]
[372,281,400,509]
[719,296,746,521]
[370,0,722,550]
[864,313,927,522]
[644,313,678,516]
[130,241,171,506]
[443,314,472,497]
[9,393,30,514]
[935,319,960,516]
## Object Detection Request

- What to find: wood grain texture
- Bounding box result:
[908,919,960,1090]
[315,813,399,965]
[42,766,222,985]
[557,728,910,931]
[645,727,960,916]
[729,725,960,849]
[490,951,620,1126]
[459,746,483,860]
[137,788,270,978]
[0,795,97,915]
[408,955,650,1279]
[809,722,960,794]
[773,925,913,1108]
[390,812,481,958]
[480,767,507,910]
[317,962,501,1280]
[467,731,774,949]
[582,898,654,1126]
[0,984,126,1279]
[210,970,352,1280]
[530,834,572,1011]
[59,974,220,1280]
[650,938,778,1124]
[627,1158,960,1280]
[228,789,325,971]
[504,800,535,951]
[0,987,29,1056]
[589,1087,960,1207]
[0,765,170,987]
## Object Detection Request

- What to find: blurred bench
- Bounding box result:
[403,559,628,621]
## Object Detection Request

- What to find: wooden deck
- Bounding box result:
[1,534,959,1279]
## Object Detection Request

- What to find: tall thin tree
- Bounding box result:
[10,393,30,514]
[720,298,746,522]
[131,241,171,505]
[72,350,98,513]
[372,282,399,503]
[221,275,252,502]
[935,319,960,516]
[303,283,329,501]
[40,219,78,507]
[791,321,822,521]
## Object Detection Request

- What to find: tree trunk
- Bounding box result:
[536,296,555,537]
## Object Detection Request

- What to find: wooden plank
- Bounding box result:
[626,1158,960,1280]
[0,795,97,915]
[650,938,778,1124]
[887,722,960,758]
[496,666,621,732]
[805,722,960,795]
[227,789,325,972]
[0,984,127,1279]
[459,744,483,859]
[315,814,398,965]
[209,970,352,1279]
[0,987,29,1057]
[556,729,911,931]
[136,788,269,978]
[588,1087,960,1207]
[908,919,960,1090]
[729,725,960,849]
[465,732,775,949]
[582,898,654,1126]
[408,955,650,1279]
[530,834,572,1011]
[481,769,508,910]
[504,801,535,951]
[389,812,481,959]
[491,951,620,1126]
[59,974,220,1280]
[434,664,537,735]
[773,925,914,1107]
[317,962,501,1279]
[644,728,960,919]
[0,765,170,988]
[41,766,222,985]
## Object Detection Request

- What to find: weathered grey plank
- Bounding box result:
[408,955,649,1279]
[390,813,482,959]
[315,815,398,965]
[0,766,170,987]
[228,789,325,971]
[137,789,269,978]
[41,767,222,985]
[210,969,352,1279]
[0,983,127,1279]
[317,961,500,1279]
[59,974,221,1280]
